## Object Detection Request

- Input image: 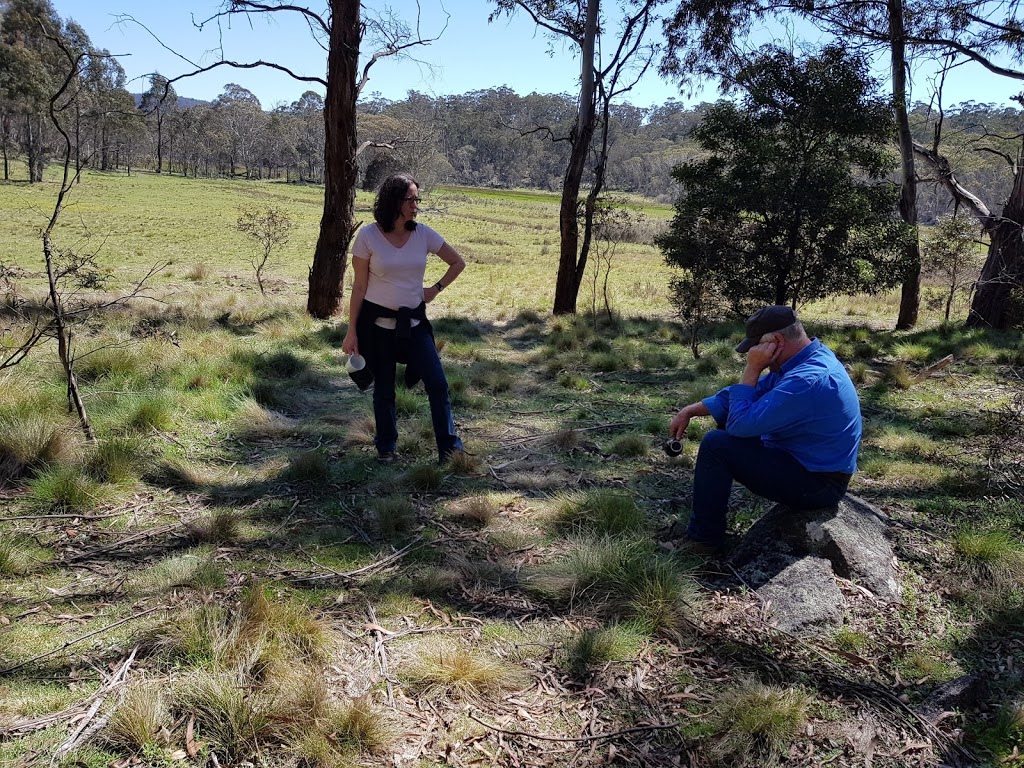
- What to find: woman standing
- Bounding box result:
[342,173,466,464]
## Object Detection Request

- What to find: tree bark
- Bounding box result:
[552,0,599,316]
[306,0,360,319]
[967,164,1024,329]
[890,0,922,330]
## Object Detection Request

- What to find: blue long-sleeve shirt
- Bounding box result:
[701,339,862,474]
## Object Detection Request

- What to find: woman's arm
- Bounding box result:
[424,242,466,303]
[342,256,370,355]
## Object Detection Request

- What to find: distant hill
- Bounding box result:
[132,94,211,109]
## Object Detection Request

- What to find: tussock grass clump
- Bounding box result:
[394,388,423,416]
[331,696,391,753]
[848,361,872,385]
[145,587,332,670]
[27,465,108,513]
[75,346,147,383]
[470,360,515,393]
[174,667,278,760]
[406,566,461,598]
[130,553,225,594]
[280,450,331,483]
[87,436,147,484]
[186,263,209,281]
[400,463,445,492]
[446,494,501,526]
[0,413,78,485]
[609,434,650,458]
[372,495,417,538]
[445,448,482,475]
[0,536,40,576]
[188,508,244,545]
[953,529,1024,587]
[883,362,914,390]
[123,392,176,433]
[551,489,647,536]
[589,350,630,372]
[143,604,227,666]
[101,681,170,753]
[345,415,376,447]
[145,457,209,491]
[401,641,525,700]
[565,622,646,675]
[557,372,591,390]
[549,427,580,451]
[297,696,390,766]
[713,681,811,766]
[530,536,700,633]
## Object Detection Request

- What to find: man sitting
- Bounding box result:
[668,305,862,553]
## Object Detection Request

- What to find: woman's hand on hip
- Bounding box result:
[424,285,440,303]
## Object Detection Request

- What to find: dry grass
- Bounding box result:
[713,681,811,766]
[401,641,526,700]
[101,681,170,753]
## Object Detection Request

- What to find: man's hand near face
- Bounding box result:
[741,337,782,385]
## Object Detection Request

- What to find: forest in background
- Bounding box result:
[0,0,1020,221]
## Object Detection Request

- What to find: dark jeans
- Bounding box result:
[362,321,463,461]
[687,430,849,545]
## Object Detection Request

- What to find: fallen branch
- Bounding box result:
[915,354,955,382]
[50,647,138,762]
[292,537,424,583]
[2,647,137,741]
[1,607,164,675]
[0,510,127,522]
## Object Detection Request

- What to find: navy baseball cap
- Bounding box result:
[735,305,797,353]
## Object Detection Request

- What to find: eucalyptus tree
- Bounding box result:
[139,72,178,174]
[124,2,445,318]
[663,0,1024,329]
[0,0,66,181]
[491,0,667,315]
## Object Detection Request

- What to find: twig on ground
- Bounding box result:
[292,537,424,583]
[0,607,164,675]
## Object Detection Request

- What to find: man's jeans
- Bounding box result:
[687,430,849,545]
[363,322,463,460]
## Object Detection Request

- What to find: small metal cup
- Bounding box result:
[346,354,373,391]
[663,439,683,457]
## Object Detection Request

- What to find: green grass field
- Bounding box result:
[1,167,1023,767]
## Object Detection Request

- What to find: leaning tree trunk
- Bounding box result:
[307,0,360,319]
[552,0,600,316]
[890,0,922,330]
[968,165,1024,329]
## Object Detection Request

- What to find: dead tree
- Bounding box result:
[913,93,1024,330]
[1,37,164,441]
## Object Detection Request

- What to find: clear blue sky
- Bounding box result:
[50,0,1019,111]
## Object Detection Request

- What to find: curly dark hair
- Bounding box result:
[373,173,419,232]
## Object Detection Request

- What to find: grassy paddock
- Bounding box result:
[0,167,1022,766]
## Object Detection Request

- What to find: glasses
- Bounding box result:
[404,196,422,204]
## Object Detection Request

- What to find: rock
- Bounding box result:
[730,495,900,602]
[917,674,988,723]
[756,556,845,633]
[728,494,900,632]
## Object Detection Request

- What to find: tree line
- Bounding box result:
[3,0,1024,329]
